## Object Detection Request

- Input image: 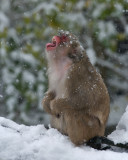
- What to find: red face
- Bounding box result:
[46,35,67,51]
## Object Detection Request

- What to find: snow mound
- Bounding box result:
[108,105,128,144]
[0,113,128,160]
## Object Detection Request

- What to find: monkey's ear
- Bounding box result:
[68,49,84,63]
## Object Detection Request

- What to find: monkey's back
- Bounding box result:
[66,55,110,124]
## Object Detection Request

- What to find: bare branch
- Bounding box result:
[96,58,128,81]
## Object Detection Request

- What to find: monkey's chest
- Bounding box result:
[49,71,67,98]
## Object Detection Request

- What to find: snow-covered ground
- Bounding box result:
[0,106,128,160]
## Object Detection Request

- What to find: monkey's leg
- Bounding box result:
[50,99,105,145]
[65,112,105,146]
[42,91,55,115]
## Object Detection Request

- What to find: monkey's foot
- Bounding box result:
[86,136,128,152]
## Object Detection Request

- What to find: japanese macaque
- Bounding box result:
[42,30,110,146]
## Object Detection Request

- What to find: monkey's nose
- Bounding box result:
[52,36,61,45]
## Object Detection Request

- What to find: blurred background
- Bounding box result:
[0,0,128,133]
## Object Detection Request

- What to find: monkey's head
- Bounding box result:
[46,30,84,63]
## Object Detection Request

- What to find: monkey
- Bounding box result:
[42,30,110,146]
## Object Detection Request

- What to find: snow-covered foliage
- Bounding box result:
[0,0,48,124]
[0,106,128,160]
[0,0,128,126]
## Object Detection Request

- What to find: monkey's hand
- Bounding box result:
[50,98,72,117]
[42,91,56,115]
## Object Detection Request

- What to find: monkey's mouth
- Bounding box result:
[46,36,61,51]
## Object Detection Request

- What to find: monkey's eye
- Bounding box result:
[68,53,75,59]
[61,35,67,43]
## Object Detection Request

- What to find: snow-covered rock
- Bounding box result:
[108,105,128,144]
[0,106,128,160]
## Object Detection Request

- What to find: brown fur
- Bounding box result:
[42,31,110,145]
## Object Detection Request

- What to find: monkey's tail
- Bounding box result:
[86,136,128,151]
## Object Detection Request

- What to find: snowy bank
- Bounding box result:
[108,105,128,144]
[0,106,128,160]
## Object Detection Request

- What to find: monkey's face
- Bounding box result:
[46,30,69,50]
[46,31,84,63]
[46,34,69,53]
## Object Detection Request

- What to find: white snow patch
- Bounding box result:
[2,68,15,84]
[0,0,10,12]
[8,29,20,43]
[107,96,128,126]
[92,4,106,18]
[97,21,116,41]
[20,52,39,67]
[64,13,87,27]
[108,105,128,144]
[86,48,96,65]
[0,11,9,31]
[6,97,15,112]
[114,3,123,15]
[76,1,85,10]
[0,95,3,98]
[23,71,35,84]
[0,114,128,160]
[24,2,58,16]
[6,84,15,95]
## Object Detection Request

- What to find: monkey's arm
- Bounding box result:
[42,91,56,115]
[50,98,104,124]
[50,98,75,116]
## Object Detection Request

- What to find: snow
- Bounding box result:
[8,29,20,43]
[0,11,9,31]
[0,106,128,160]
[0,95,3,98]
[63,13,87,27]
[107,96,128,126]
[92,3,106,18]
[97,21,116,41]
[114,3,123,16]
[108,105,128,144]
[24,2,58,16]
[76,1,85,10]
[86,48,96,65]
[23,71,36,84]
